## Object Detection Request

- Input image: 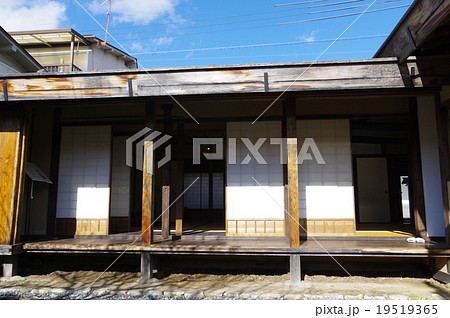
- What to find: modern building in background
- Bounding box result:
[9,28,137,72]
[0,26,42,74]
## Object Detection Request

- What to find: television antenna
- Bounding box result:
[100,0,113,45]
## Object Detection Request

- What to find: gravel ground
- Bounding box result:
[1,271,449,300]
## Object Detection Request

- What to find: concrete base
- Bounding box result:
[1,255,18,278]
[289,254,302,284]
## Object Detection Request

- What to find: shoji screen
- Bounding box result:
[55,126,111,235]
[226,121,284,236]
[297,119,355,236]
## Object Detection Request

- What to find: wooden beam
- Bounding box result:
[284,97,300,248]
[0,108,27,245]
[407,98,427,239]
[175,123,184,236]
[142,141,154,246]
[161,104,173,240]
[0,59,409,102]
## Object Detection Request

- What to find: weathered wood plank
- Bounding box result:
[0,110,26,245]
[142,141,154,246]
[0,59,409,102]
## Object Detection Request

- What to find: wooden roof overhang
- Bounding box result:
[0,58,439,105]
[375,0,450,87]
[375,0,450,62]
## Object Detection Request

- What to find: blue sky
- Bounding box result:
[0,0,413,68]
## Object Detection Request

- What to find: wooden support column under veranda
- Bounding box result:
[142,102,156,246]
[0,106,28,277]
[407,97,427,239]
[175,123,184,237]
[161,104,173,239]
[284,97,301,283]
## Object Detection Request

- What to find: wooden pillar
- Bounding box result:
[435,96,450,247]
[289,254,302,284]
[407,97,427,238]
[2,255,18,278]
[284,97,300,248]
[0,108,27,245]
[46,108,61,238]
[161,104,173,239]
[175,123,184,236]
[142,141,154,245]
[208,160,214,220]
[140,252,154,281]
[141,102,156,245]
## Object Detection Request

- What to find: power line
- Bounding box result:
[278,4,410,25]
[80,4,311,33]
[110,11,310,36]
[139,50,375,62]
[310,0,403,14]
[131,34,388,55]
[111,4,406,43]
[309,0,365,9]
[275,0,331,7]
[87,0,402,38]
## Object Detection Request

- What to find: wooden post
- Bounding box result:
[175,123,184,236]
[407,97,427,238]
[208,160,214,221]
[140,252,154,281]
[0,108,27,245]
[284,97,300,248]
[161,104,173,239]
[46,108,61,238]
[290,254,302,284]
[142,141,154,246]
[435,96,450,247]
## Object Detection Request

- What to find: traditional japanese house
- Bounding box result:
[1,0,449,283]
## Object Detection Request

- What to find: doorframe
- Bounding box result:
[352,154,390,225]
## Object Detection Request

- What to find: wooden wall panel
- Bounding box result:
[299,218,356,237]
[54,218,108,236]
[226,219,285,236]
[0,110,26,245]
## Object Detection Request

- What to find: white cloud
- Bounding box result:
[298,30,319,43]
[130,41,144,52]
[0,0,66,31]
[152,36,174,46]
[89,0,176,25]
